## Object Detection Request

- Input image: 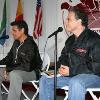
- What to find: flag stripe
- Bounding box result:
[34,6,40,31]
[33,0,42,39]
[39,24,42,36]
[34,8,42,38]
[35,8,40,35]
[37,9,42,35]
[36,8,42,36]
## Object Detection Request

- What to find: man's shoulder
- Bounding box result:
[25,36,38,48]
[65,35,75,45]
[88,29,100,39]
[12,40,20,47]
[87,29,100,46]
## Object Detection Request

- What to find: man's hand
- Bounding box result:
[3,68,8,80]
[58,65,69,76]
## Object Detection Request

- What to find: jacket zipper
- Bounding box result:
[68,52,72,67]
[15,42,24,63]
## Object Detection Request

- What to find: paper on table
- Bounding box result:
[41,70,61,78]
[0,65,6,68]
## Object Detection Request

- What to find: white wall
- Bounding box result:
[0,0,69,62]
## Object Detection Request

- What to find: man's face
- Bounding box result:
[11,26,23,40]
[65,11,80,33]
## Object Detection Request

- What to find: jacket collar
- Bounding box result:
[73,27,89,44]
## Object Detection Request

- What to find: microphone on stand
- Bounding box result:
[48,27,63,38]
[69,0,72,2]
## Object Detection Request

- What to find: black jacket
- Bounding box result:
[58,28,100,77]
[0,36,42,79]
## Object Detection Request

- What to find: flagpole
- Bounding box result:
[62,11,70,37]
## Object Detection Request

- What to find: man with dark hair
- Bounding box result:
[69,7,88,27]
[0,20,42,100]
[11,20,29,36]
[39,7,100,100]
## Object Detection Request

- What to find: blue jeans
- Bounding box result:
[39,74,100,100]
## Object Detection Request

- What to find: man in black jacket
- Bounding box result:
[39,7,100,100]
[0,20,42,100]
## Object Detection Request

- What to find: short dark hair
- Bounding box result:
[68,7,88,27]
[11,20,29,36]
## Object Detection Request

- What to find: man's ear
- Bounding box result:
[21,28,24,34]
[78,19,82,25]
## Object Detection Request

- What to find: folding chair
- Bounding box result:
[62,86,100,100]
[1,83,9,94]
[1,52,50,100]
[22,52,50,100]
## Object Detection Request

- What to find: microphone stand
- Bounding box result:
[54,34,57,100]
[48,27,63,100]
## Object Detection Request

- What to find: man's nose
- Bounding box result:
[11,32,14,35]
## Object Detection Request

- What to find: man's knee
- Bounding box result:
[9,70,22,80]
[40,76,52,86]
[40,76,47,83]
[69,76,85,88]
[40,76,54,87]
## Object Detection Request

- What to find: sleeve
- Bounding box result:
[0,46,13,67]
[90,40,100,75]
[57,45,69,69]
[57,35,75,69]
[35,46,43,70]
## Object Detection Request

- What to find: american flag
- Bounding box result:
[33,0,42,39]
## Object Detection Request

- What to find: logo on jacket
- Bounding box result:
[76,48,87,53]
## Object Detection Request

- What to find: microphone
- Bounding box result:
[69,0,72,2]
[0,35,9,40]
[48,27,63,38]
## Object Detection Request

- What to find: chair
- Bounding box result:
[1,83,9,94]
[1,52,50,100]
[22,52,50,100]
[62,86,100,100]
[62,28,100,100]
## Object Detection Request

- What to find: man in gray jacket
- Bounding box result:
[0,20,42,100]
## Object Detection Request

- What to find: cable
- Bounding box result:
[62,10,70,37]
[41,38,49,71]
